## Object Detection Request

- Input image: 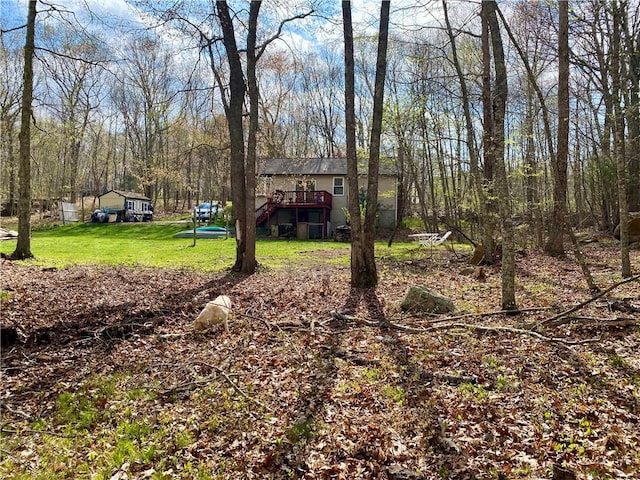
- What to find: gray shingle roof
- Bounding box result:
[99,190,151,201]
[258,158,396,176]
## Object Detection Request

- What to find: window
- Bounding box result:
[333,177,344,196]
[126,200,134,210]
[257,176,272,197]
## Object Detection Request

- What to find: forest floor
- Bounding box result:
[1,237,639,479]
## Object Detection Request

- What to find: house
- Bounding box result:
[97,190,153,222]
[255,158,397,239]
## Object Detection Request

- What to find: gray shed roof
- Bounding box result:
[258,158,396,176]
[99,190,151,201]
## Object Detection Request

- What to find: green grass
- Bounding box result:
[0,222,329,271]
[0,221,446,271]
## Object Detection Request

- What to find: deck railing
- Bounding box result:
[255,190,333,224]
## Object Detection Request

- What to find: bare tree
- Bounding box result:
[12,0,36,260]
[611,0,632,277]
[41,28,102,203]
[111,35,175,204]
[482,0,516,309]
[0,34,23,217]
[343,0,390,288]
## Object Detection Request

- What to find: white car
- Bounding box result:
[194,202,218,221]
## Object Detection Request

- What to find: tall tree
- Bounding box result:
[216,0,249,272]
[178,1,312,273]
[0,34,23,217]
[481,0,498,264]
[112,35,174,204]
[41,28,101,203]
[611,0,632,278]
[342,0,390,288]
[343,1,364,285]
[443,0,485,249]
[482,1,516,309]
[12,0,36,260]
[362,0,390,286]
[244,1,261,274]
[545,0,570,256]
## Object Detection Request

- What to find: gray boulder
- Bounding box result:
[614,217,640,243]
[401,286,456,314]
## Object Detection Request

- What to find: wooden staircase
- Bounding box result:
[255,201,279,226]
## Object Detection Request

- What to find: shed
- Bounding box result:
[97,190,153,222]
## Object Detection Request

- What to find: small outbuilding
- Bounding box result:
[96,190,153,222]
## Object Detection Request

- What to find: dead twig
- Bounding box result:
[239,311,304,359]
[536,273,640,328]
[192,360,273,414]
[158,379,212,397]
[330,310,380,327]
[0,400,34,421]
[558,316,640,328]
[414,307,553,324]
[430,322,566,343]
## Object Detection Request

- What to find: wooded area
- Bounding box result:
[2,1,639,243]
[1,2,640,477]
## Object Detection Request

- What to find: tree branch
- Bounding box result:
[536,273,640,328]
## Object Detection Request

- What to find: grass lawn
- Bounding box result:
[0,222,426,271]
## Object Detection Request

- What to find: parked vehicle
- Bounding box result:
[194,202,219,221]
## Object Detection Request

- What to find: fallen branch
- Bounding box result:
[238,311,304,359]
[417,307,553,324]
[320,346,381,366]
[332,309,607,348]
[536,273,640,328]
[332,311,584,348]
[330,310,381,327]
[192,360,273,414]
[431,322,557,341]
[559,316,640,328]
[0,400,34,421]
[387,322,431,334]
[213,364,272,413]
[158,379,212,397]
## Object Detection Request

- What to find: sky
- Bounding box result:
[1,0,453,46]
[1,0,145,30]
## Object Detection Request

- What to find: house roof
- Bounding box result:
[258,158,396,176]
[98,189,151,201]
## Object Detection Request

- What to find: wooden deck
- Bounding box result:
[256,190,332,227]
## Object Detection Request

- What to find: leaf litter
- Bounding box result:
[0,240,639,479]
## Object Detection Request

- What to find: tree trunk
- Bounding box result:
[625,6,640,211]
[243,1,260,274]
[611,0,632,277]
[546,0,570,257]
[342,1,367,287]
[361,0,390,288]
[12,0,37,260]
[481,2,497,264]
[443,0,485,248]
[485,1,516,310]
[217,1,247,272]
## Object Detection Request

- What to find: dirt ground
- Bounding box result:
[1,241,639,479]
